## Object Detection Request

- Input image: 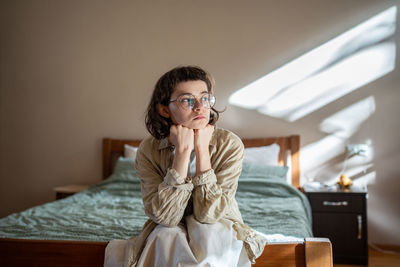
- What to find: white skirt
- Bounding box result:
[104,215,251,267]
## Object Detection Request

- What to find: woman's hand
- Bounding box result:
[169,125,194,153]
[194,124,214,153]
[169,125,194,178]
[194,125,214,175]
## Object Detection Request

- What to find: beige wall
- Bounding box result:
[1,0,399,245]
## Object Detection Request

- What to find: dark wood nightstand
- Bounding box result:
[305,186,368,265]
[53,184,89,200]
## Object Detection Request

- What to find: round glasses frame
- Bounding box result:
[170,93,216,110]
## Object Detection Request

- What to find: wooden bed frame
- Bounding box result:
[0,135,333,267]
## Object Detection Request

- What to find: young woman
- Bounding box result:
[124,66,267,267]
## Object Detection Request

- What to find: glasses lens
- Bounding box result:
[200,93,215,109]
[178,95,195,109]
[176,93,215,109]
[207,94,216,108]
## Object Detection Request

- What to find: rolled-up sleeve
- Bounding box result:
[192,133,244,224]
[135,141,193,227]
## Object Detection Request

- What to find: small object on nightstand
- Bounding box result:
[337,173,353,190]
[54,184,89,200]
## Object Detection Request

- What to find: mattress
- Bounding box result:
[0,158,312,242]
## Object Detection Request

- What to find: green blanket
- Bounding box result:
[236,162,312,237]
[0,159,312,241]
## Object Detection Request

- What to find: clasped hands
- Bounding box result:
[169,125,214,178]
[169,124,214,154]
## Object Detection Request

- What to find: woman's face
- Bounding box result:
[161,80,211,129]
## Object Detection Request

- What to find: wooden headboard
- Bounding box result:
[102,135,300,188]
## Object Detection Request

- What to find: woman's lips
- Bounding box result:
[193,115,206,120]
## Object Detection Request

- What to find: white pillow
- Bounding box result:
[243,143,280,166]
[124,144,138,159]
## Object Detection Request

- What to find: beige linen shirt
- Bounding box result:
[125,127,266,266]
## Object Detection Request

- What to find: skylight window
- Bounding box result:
[229,6,397,121]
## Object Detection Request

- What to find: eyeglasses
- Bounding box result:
[170,93,216,110]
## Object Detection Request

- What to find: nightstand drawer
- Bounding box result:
[307,193,365,213]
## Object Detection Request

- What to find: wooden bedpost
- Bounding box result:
[305,238,333,267]
[289,135,300,188]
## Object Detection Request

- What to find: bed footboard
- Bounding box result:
[253,238,332,267]
[0,238,107,267]
[0,237,332,267]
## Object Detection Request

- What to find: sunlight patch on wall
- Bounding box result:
[319,96,376,138]
[229,6,397,122]
[301,135,347,177]
[301,96,376,182]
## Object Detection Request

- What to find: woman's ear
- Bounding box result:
[158,104,170,118]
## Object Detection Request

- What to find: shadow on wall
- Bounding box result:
[228,6,397,187]
[303,96,376,186]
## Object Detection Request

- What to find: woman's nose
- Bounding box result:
[192,99,203,110]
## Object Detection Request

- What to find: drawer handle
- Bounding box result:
[323,201,348,206]
[357,215,363,239]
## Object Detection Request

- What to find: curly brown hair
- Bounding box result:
[145,66,220,140]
